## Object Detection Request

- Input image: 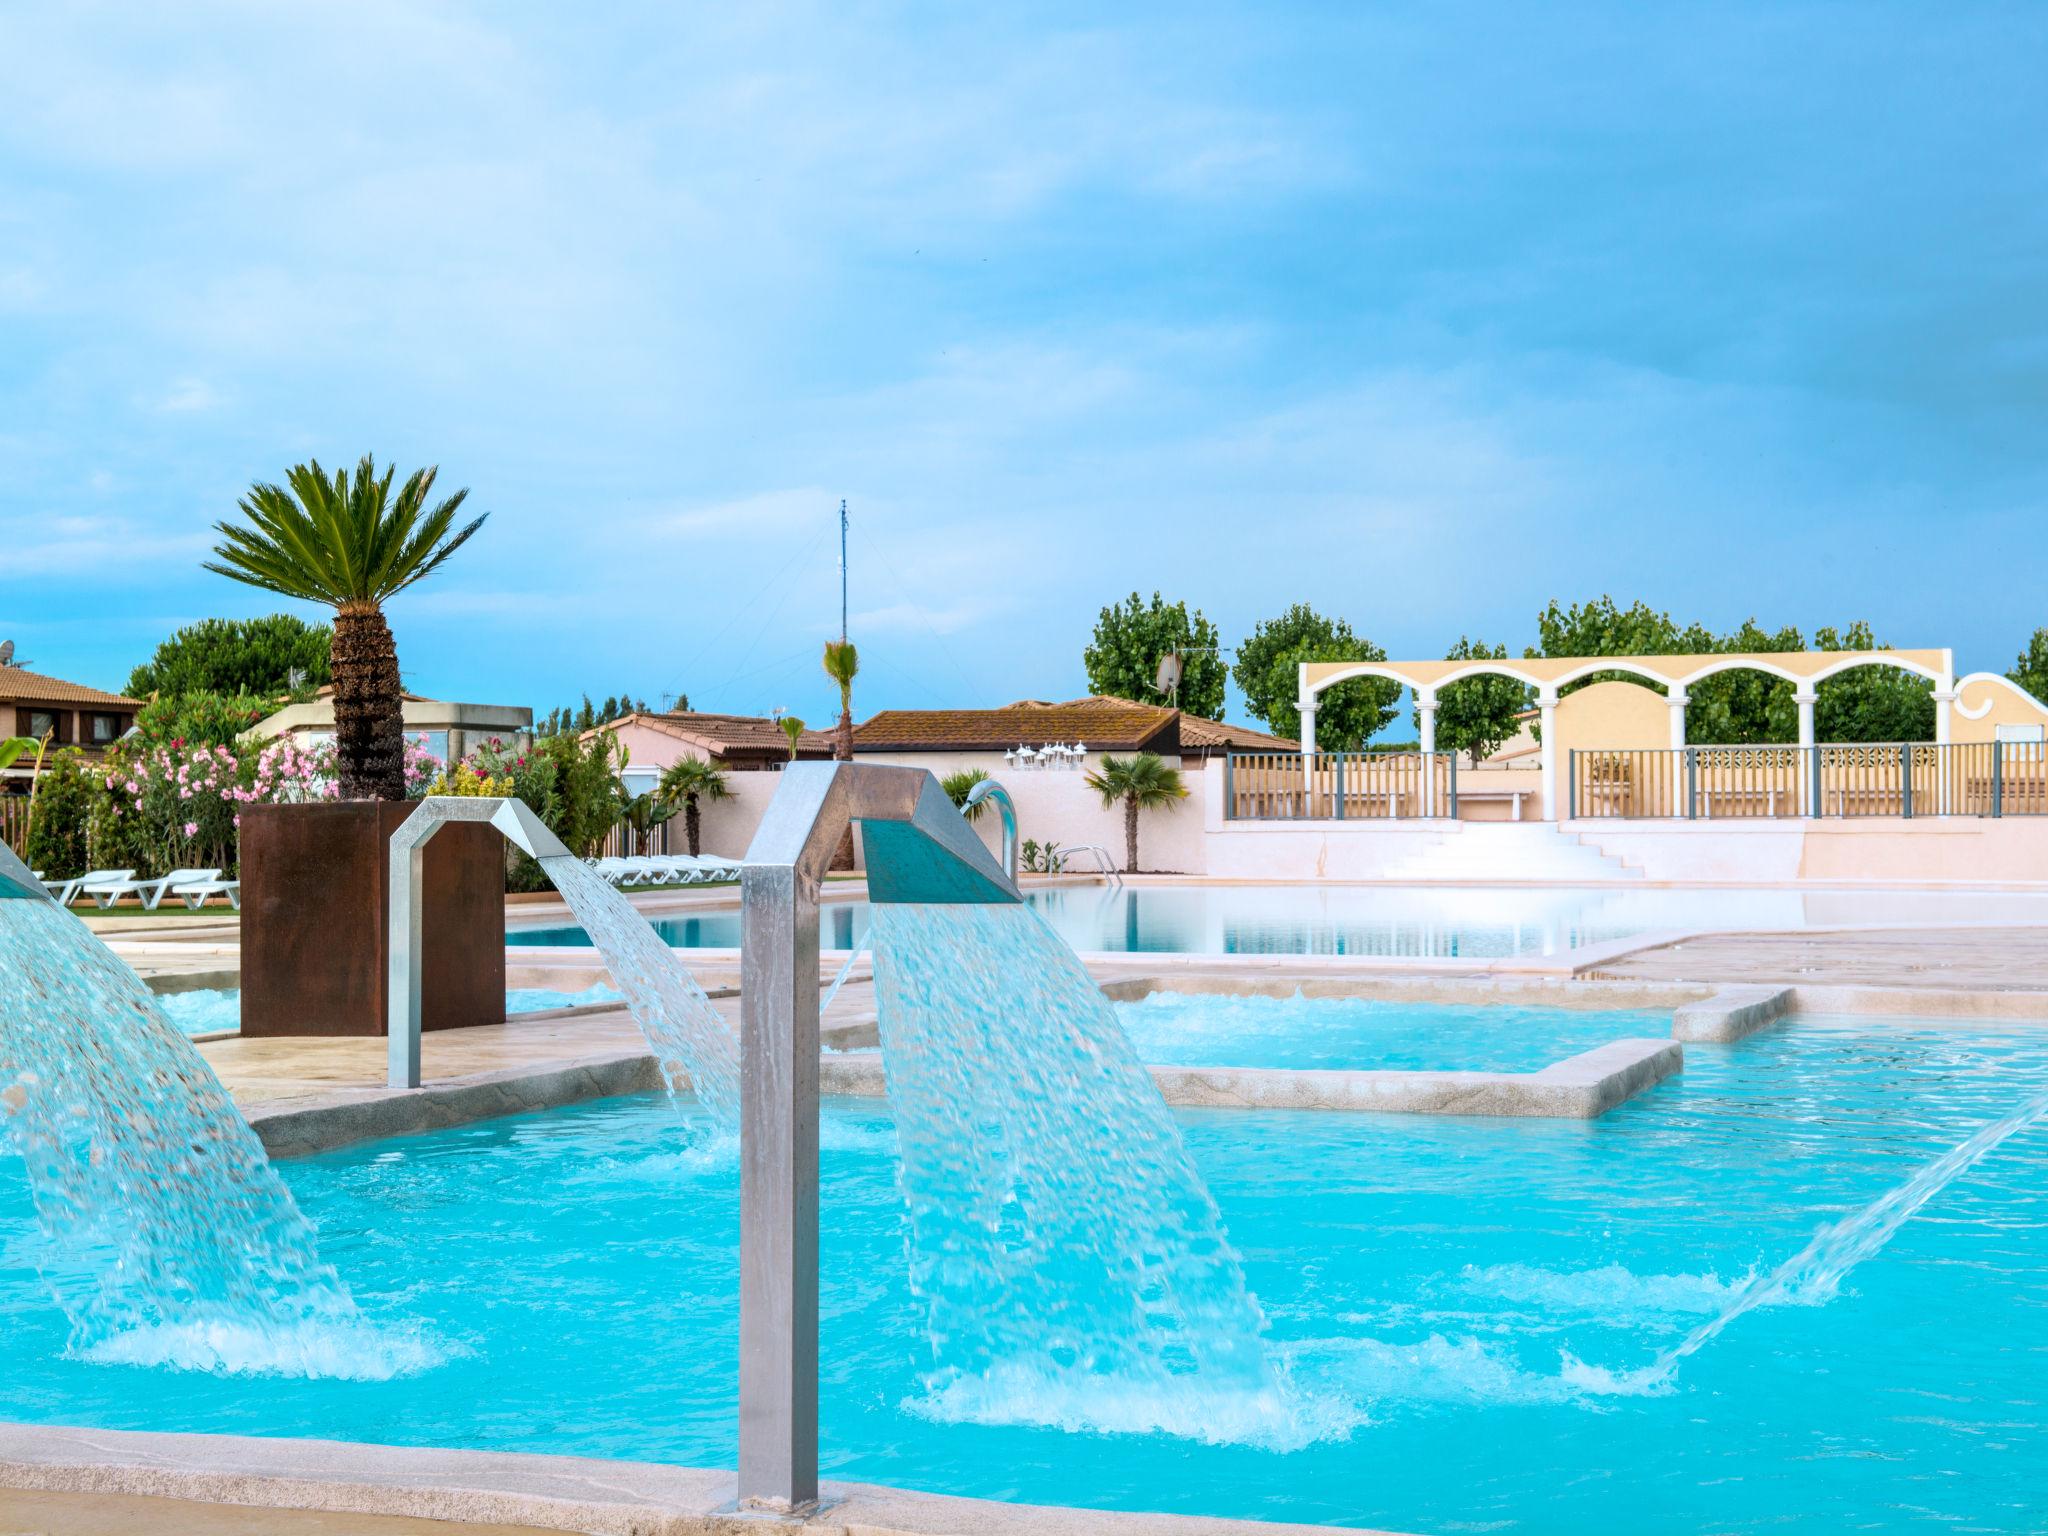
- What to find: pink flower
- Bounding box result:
[182,821,198,837]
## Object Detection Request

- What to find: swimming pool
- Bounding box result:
[152,983,625,1037]
[1114,991,1668,1072]
[510,882,2048,958]
[4,1015,2043,1532]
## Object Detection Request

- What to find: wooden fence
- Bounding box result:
[1570,742,2048,820]
[0,797,29,855]
[1225,751,1456,820]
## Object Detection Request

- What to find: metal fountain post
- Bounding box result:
[0,839,52,904]
[737,762,1020,1513]
[386,796,572,1091]
[961,776,1019,883]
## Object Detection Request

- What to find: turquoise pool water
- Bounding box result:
[1114,992,1666,1072]
[3,1016,2044,1532]
[510,883,2048,958]
[152,983,624,1037]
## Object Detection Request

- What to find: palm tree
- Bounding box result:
[821,639,859,760]
[0,731,50,852]
[778,714,807,762]
[1084,752,1187,874]
[656,757,731,855]
[205,455,486,800]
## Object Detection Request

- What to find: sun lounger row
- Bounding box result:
[35,867,242,910]
[587,854,743,886]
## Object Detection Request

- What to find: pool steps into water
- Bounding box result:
[1374,822,1641,883]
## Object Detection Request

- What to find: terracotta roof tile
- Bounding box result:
[1177,715,1299,754]
[854,697,1181,753]
[0,667,138,708]
[599,712,838,759]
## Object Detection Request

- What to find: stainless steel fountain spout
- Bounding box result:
[386,796,571,1091]
[962,776,1019,884]
[737,762,1020,1514]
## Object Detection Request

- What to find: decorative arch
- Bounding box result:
[1674,656,1806,690]
[1304,661,1442,698]
[1805,652,1947,688]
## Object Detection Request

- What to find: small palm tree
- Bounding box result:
[941,767,990,820]
[1085,752,1187,873]
[205,455,486,800]
[656,757,731,855]
[778,714,806,762]
[822,639,859,760]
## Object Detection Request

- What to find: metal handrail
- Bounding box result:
[1061,843,1124,885]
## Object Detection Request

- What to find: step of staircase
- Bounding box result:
[1376,823,1640,883]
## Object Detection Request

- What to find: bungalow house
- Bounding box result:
[587,712,839,799]
[0,663,140,788]
[251,687,533,767]
[850,695,1296,774]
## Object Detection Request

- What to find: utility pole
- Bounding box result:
[838,499,849,642]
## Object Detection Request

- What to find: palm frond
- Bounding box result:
[208,455,489,609]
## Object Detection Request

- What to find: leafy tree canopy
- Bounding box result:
[539,693,650,737]
[1813,622,1935,743]
[127,614,330,701]
[1085,592,1225,720]
[1232,603,1395,752]
[1422,637,1531,762]
[2010,629,2048,706]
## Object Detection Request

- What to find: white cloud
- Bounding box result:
[155,377,219,413]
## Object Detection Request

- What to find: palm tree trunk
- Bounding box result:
[331,606,405,800]
[686,797,702,856]
[836,696,853,761]
[1124,794,1139,874]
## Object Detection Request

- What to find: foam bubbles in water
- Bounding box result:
[869,902,1284,1445]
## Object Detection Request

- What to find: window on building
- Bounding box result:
[24,710,58,741]
[89,712,123,744]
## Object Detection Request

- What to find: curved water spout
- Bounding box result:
[962,777,1018,883]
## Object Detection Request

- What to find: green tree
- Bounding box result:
[133,690,276,748]
[20,746,92,876]
[1814,622,1935,742]
[127,614,331,701]
[822,639,860,759]
[205,454,486,800]
[1083,751,1187,873]
[1533,595,1712,661]
[1685,618,1804,744]
[657,757,731,856]
[1424,637,1530,762]
[1232,603,1397,752]
[2009,628,2048,705]
[1085,592,1225,719]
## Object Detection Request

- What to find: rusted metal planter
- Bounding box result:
[238,802,505,1038]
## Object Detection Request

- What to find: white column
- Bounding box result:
[1667,689,1688,817]
[1794,689,1817,818]
[1417,690,1438,818]
[1538,689,1559,821]
[1298,698,1317,792]
[1932,685,1956,815]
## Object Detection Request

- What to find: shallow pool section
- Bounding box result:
[4,1016,2046,1532]
[511,882,2048,958]
[151,983,625,1037]
[1115,991,1668,1072]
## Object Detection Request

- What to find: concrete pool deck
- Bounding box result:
[0,1423,1392,1536]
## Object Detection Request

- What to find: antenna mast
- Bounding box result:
[838,498,849,642]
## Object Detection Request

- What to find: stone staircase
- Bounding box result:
[1374,822,1641,883]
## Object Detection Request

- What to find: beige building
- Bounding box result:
[251,687,532,767]
[589,712,838,799]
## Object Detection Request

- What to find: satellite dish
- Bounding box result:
[0,640,13,667]
[1153,651,1184,701]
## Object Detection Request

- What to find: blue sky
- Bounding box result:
[4,1,2045,726]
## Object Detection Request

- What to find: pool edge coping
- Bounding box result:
[0,1422,1393,1536]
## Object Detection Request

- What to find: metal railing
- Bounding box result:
[1225,751,1457,820]
[1569,742,2048,820]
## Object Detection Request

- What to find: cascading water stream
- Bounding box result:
[1572,1080,2048,1395]
[868,901,1299,1446]
[0,897,417,1376]
[537,856,739,1130]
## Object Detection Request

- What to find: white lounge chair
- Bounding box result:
[691,855,745,881]
[71,869,141,909]
[587,856,634,886]
[168,873,241,911]
[40,874,82,904]
[124,867,224,912]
